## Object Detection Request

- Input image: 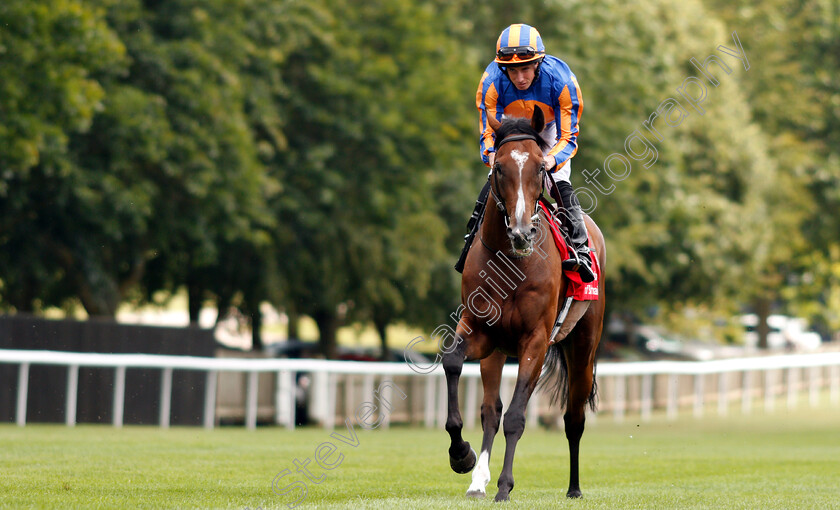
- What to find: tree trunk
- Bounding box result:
[78,278,119,318]
[187,279,204,325]
[53,242,119,317]
[286,305,300,340]
[620,313,637,347]
[375,317,389,361]
[9,277,36,313]
[313,309,339,359]
[251,310,264,351]
[244,295,264,352]
[755,297,771,350]
[215,292,232,326]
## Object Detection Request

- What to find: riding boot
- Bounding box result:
[454,180,491,273]
[549,180,596,283]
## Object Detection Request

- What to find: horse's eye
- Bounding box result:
[493,162,502,175]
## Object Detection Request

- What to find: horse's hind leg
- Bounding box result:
[442,329,477,474]
[562,323,601,498]
[466,351,506,498]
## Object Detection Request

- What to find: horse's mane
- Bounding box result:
[493,117,550,152]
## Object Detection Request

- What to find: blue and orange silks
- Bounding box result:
[477,55,583,172]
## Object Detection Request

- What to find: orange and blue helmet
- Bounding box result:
[494,24,545,67]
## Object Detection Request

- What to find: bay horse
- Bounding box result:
[443,107,606,501]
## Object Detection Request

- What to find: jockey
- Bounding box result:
[454,23,595,283]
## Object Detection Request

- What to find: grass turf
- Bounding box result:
[1,405,839,509]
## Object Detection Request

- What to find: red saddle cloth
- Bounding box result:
[538,201,601,301]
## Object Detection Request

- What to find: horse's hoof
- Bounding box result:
[449,446,477,474]
[493,491,510,502]
[566,489,583,499]
[465,489,486,499]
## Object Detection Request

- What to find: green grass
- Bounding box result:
[2,406,840,509]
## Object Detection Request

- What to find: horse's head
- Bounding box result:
[489,107,550,257]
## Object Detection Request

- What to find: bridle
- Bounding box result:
[489,134,547,230]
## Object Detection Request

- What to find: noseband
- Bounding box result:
[490,134,546,229]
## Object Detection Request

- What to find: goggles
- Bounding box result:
[496,45,540,62]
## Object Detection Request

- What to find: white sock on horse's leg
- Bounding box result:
[466,450,491,497]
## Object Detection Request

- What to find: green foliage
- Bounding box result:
[269,0,476,353]
[0,0,127,312]
[705,0,840,333]
[524,0,779,314]
[0,0,126,179]
[0,0,837,348]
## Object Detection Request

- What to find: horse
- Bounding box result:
[443,106,606,501]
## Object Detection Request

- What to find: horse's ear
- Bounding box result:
[488,115,502,133]
[531,106,545,133]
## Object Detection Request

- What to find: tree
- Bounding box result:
[525,0,781,332]
[271,0,476,358]
[703,0,838,345]
[0,0,127,313]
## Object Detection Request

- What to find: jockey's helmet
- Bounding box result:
[494,24,545,67]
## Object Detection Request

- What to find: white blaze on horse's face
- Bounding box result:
[506,149,536,256]
[510,150,529,224]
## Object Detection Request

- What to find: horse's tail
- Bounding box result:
[538,343,569,408]
[538,343,598,412]
[588,360,599,411]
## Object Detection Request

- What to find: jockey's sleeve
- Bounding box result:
[477,71,500,167]
[546,75,583,170]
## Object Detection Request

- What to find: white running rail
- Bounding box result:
[1,348,839,429]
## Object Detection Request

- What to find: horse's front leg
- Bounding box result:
[495,335,546,502]
[442,325,489,474]
[466,351,506,498]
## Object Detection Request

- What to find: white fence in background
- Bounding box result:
[1,348,839,430]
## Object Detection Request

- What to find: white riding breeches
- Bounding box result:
[546,159,571,186]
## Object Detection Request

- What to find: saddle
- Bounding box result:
[538,198,600,301]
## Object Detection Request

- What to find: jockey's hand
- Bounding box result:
[489,152,496,167]
[543,155,556,172]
